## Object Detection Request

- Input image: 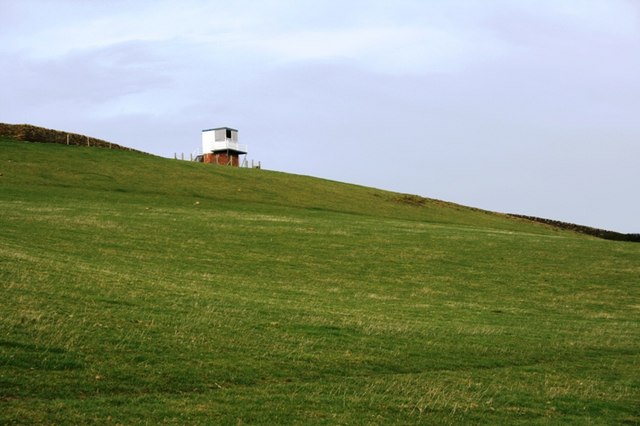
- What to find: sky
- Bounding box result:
[1,0,639,233]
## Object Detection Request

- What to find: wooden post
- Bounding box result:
[66,134,69,145]
[87,136,90,147]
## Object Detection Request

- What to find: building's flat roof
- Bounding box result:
[202,127,238,132]
[211,147,247,154]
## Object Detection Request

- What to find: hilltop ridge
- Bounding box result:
[0,133,557,236]
[0,124,636,241]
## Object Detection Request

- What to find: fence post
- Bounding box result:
[66,134,69,145]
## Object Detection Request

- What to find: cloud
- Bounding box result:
[0,1,507,75]
[0,41,170,106]
[239,24,508,75]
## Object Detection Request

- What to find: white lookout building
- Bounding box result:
[201,127,247,166]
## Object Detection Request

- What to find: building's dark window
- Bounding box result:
[226,129,232,139]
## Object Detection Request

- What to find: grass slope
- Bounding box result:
[1,138,639,424]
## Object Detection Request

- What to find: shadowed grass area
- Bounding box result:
[1,138,639,424]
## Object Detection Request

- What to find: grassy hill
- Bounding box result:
[1,137,639,424]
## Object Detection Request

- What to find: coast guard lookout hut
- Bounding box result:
[201,127,247,166]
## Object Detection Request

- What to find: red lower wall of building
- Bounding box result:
[203,153,239,166]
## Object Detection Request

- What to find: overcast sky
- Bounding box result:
[1,0,639,233]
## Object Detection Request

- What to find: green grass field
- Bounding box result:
[1,138,639,424]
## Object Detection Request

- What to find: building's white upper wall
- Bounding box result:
[201,128,246,154]
[202,129,217,153]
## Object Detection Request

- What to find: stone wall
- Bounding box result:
[0,123,147,154]
[509,214,640,243]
